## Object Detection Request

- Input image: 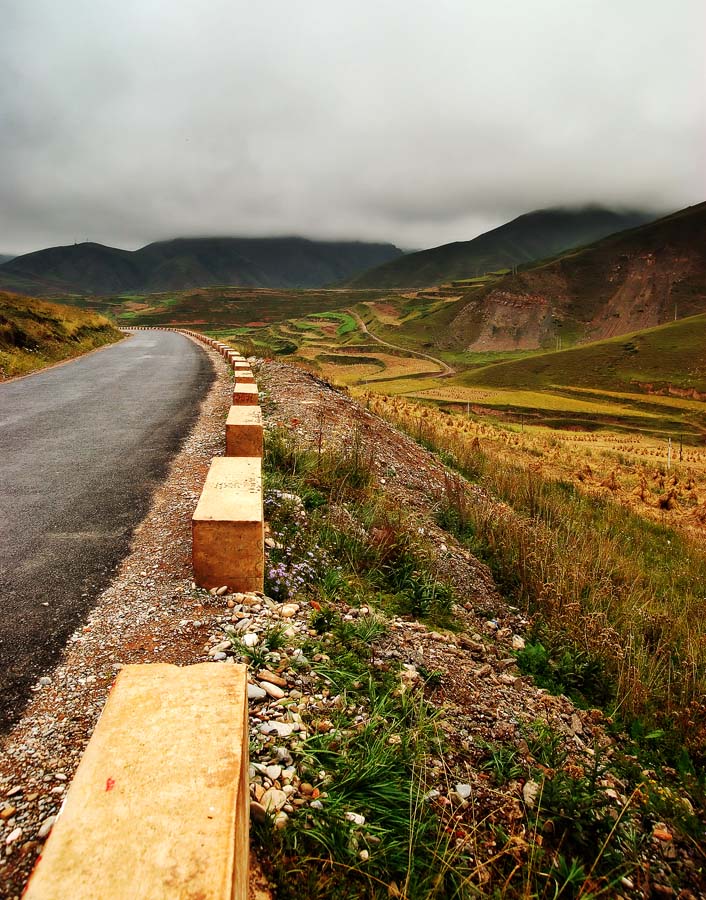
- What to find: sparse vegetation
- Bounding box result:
[257,418,706,897]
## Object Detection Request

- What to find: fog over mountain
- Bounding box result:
[1,1,703,255]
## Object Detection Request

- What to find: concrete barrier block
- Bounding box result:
[232,383,259,405]
[192,456,263,592]
[226,406,263,458]
[24,663,249,900]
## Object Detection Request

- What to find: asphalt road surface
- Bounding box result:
[0,331,214,730]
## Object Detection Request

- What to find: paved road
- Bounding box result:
[0,331,214,730]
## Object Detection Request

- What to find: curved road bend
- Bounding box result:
[0,331,214,731]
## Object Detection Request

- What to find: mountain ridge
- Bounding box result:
[0,236,403,296]
[446,201,706,351]
[347,206,659,288]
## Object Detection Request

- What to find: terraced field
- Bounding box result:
[56,281,706,446]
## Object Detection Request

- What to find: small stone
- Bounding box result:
[215,586,229,596]
[261,788,287,812]
[6,827,22,845]
[522,780,540,808]
[454,783,472,800]
[652,823,673,842]
[316,720,334,733]
[258,669,287,688]
[511,635,525,651]
[344,812,366,826]
[473,664,491,677]
[280,605,298,618]
[39,676,52,686]
[250,801,267,824]
[0,806,16,820]
[265,765,282,781]
[299,782,314,795]
[260,682,285,700]
[359,849,369,861]
[259,722,295,737]
[242,632,259,647]
[38,816,57,839]
[274,811,288,830]
[247,684,267,701]
[310,799,324,810]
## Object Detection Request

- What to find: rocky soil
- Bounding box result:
[1,353,703,898]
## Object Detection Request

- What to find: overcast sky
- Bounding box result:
[1,0,704,255]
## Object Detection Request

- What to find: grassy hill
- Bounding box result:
[0,254,14,265]
[0,237,403,296]
[459,313,706,396]
[448,202,706,351]
[0,291,123,379]
[348,206,656,288]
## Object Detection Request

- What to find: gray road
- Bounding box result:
[0,331,214,730]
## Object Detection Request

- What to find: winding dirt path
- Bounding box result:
[347,308,456,377]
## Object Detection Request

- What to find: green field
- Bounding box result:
[459,313,706,394]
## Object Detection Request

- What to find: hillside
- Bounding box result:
[459,313,706,397]
[0,291,123,379]
[0,254,14,265]
[0,237,403,296]
[348,206,656,288]
[445,201,706,351]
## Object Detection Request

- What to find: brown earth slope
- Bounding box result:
[447,202,706,351]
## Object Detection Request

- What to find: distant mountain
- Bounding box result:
[447,202,706,351]
[0,254,14,265]
[0,237,403,296]
[348,207,658,288]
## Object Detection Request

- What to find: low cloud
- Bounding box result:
[1,0,703,254]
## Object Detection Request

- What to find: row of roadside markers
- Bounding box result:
[127,326,265,593]
[22,328,256,900]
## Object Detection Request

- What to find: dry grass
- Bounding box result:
[367,393,706,753]
[409,385,660,419]
[0,291,123,380]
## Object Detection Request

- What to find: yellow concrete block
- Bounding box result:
[232,383,259,405]
[24,663,249,900]
[226,406,263,458]
[192,456,263,592]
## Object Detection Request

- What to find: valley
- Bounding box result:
[2,199,706,898]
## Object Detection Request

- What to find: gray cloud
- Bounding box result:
[1,0,704,254]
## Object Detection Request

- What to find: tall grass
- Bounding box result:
[368,395,706,756]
